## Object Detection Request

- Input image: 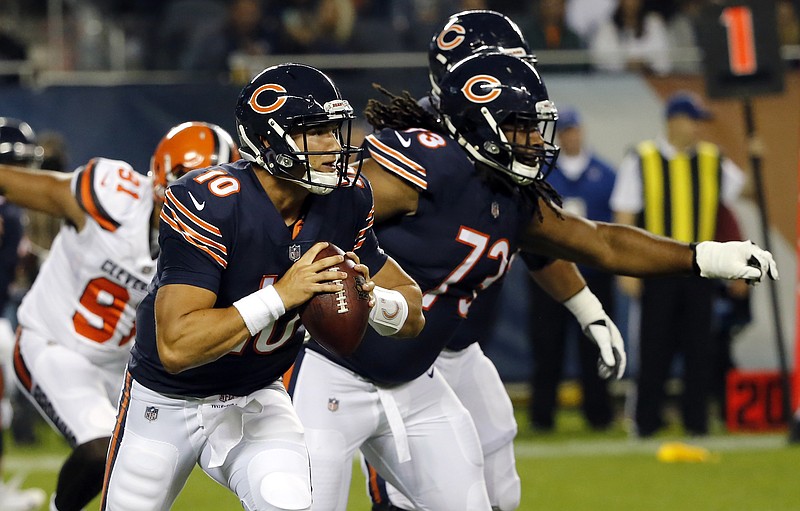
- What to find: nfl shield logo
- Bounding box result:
[289,244,302,262]
[144,406,159,422]
[327,398,339,412]
[491,201,500,219]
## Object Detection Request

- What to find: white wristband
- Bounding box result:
[233,285,286,336]
[368,286,409,336]
[562,286,604,329]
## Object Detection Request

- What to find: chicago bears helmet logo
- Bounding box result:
[437,23,466,51]
[461,75,502,103]
[249,84,288,114]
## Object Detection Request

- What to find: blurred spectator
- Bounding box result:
[22,131,69,258]
[0,117,46,511]
[281,0,357,54]
[181,0,283,76]
[665,0,703,74]
[565,0,616,41]
[150,0,229,71]
[611,91,746,437]
[521,0,590,73]
[391,0,460,51]
[778,0,800,68]
[0,29,28,84]
[528,107,617,432]
[590,0,671,76]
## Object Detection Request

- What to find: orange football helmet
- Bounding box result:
[150,121,240,201]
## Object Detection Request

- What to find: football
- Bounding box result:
[299,243,370,356]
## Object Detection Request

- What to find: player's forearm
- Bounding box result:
[0,164,77,219]
[156,306,252,373]
[371,258,425,337]
[529,259,587,303]
[591,222,694,277]
[392,283,425,337]
[522,210,693,278]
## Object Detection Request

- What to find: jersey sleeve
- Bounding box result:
[349,176,388,276]
[70,157,150,232]
[158,180,231,292]
[364,128,433,190]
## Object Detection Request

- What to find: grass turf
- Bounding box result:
[5,408,799,510]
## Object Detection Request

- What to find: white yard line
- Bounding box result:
[514,434,789,458]
[5,454,63,472]
[4,435,790,472]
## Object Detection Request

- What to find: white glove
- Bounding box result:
[693,240,779,282]
[563,287,627,380]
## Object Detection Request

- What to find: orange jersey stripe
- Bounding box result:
[366,135,427,174]
[13,328,32,392]
[369,151,428,190]
[161,209,228,268]
[165,189,222,236]
[78,161,119,232]
[101,371,133,509]
[162,203,228,254]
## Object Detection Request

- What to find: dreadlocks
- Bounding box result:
[363,84,562,221]
[364,84,444,134]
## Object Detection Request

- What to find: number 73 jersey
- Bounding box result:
[16,157,156,366]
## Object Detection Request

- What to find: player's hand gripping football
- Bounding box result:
[692,240,779,283]
[342,249,376,307]
[563,287,627,380]
[273,242,363,310]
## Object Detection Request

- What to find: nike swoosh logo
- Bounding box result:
[188,191,205,211]
[394,131,412,148]
[427,367,434,378]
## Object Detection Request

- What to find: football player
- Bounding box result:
[287,41,777,511]
[362,11,624,511]
[0,118,47,511]
[291,11,621,511]
[99,63,424,511]
[3,121,238,511]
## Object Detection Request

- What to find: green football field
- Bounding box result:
[6,409,799,510]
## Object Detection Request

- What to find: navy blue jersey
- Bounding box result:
[308,128,534,384]
[129,160,386,397]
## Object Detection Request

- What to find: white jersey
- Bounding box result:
[17,157,156,366]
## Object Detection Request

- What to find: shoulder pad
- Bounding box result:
[365,128,451,190]
[71,158,150,232]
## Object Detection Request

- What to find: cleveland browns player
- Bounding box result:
[3,121,238,511]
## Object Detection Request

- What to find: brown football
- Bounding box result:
[299,243,370,356]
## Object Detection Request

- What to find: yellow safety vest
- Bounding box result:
[637,140,722,243]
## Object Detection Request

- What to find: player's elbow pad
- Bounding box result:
[368,286,409,336]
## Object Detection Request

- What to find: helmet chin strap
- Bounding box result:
[238,122,338,195]
[444,112,540,186]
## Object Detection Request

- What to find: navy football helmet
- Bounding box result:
[235,63,361,195]
[438,52,560,185]
[428,10,534,99]
[0,117,43,167]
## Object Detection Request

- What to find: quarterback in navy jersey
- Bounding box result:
[101,64,423,511]
[128,158,388,397]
